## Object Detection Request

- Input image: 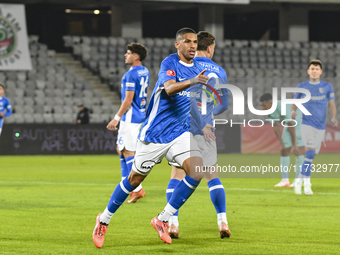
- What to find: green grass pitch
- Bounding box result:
[0,154,339,254]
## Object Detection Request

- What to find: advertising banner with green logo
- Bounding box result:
[0,4,32,70]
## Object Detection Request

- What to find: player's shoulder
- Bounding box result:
[135,65,150,76]
[297,81,309,87]
[195,57,225,76]
[2,96,10,104]
[161,53,178,65]
[320,80,333,87]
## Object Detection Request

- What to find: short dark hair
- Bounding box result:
[260,93,272,102]
[126,43,148,62]
[197,31,215,51]
[176,27,196,40]
[0,84,5,90]
[308,59,322,69]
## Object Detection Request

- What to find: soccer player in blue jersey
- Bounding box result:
[260,93,304,188]
[93,28,209,247]
[292,60,338,195]
[107,43,149,203]
[166,31,231,239]
[0,84,12,137]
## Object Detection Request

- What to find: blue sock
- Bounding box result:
[301,150,315,177]
[168,175,200,210]
[166,179,180,217]
[107,178,134,214]
[125,156,135,176]
[119,155,128,179]
[208,178,226,214]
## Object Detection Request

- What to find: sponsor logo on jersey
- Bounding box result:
[126,82,135,87]
[166,70,176,76]
[177,91,200,97]
[311,95,326,100]
[137,69,149,76]
[198,62,220,73]
[319,88,324,93]
[140,99,146,107]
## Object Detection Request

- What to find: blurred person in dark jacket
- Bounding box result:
[75,104,89,124]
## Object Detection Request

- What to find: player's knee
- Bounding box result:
[123,150,135,158]
[171,165,186,180]
[182,156,204,180]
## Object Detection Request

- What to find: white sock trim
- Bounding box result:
[166,189,174,193]
[120,181,131,194]
[126,159,134,164]
[133,184,142,192]
[209,185,224,191]
[183,178,195,189]
[305,158,313,162]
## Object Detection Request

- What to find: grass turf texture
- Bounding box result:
[0,154,339,255]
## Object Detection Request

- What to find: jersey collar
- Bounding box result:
[179,60,194,67]
[309,80,320,85]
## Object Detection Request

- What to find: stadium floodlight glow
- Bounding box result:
[64,9,109,14]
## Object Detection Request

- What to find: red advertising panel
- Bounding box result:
[242,124,340,154]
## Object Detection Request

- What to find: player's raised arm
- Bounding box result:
[163,69,208,96]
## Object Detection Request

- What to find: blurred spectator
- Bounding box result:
[0,84,12,136]
[75,104,89,124]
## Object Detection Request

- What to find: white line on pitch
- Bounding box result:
[0,180,339,195]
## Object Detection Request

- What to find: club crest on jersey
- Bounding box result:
[197,102,202,111]
[319,88,324,94]
[140,99,146,107]
[166,70,176,76]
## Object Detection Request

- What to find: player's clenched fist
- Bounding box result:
[190,69,209,85]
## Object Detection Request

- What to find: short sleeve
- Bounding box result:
[124,71,137,91]
[327,83,335,100]
[6,98,11,108]
[158,57,177,86]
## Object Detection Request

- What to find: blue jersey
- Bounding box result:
[294,80,335,130]
[190,57,229,135]
[0,96,12,129]
[121,65,150,124]
[139,53,205,143]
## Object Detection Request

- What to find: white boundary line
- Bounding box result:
[0,180,339,195]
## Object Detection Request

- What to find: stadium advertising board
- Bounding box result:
[0,4,32,70]
[0,124,242,155]
[242,123,340,154]
[0,124,117,155]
